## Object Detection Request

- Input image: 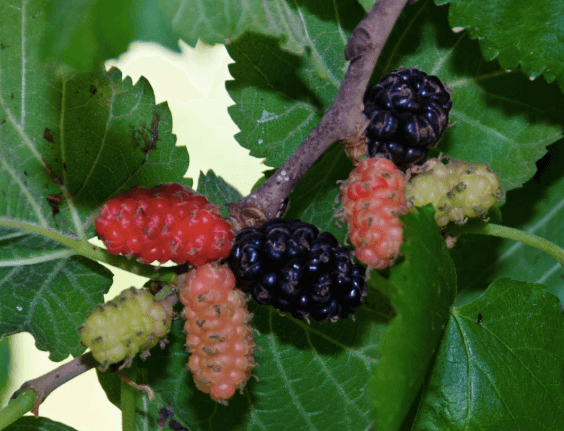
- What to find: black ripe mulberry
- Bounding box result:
[363,68,452,169]
[229,219,366,321]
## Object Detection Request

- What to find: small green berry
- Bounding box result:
[80,287,172,369]
[406,158,503,227]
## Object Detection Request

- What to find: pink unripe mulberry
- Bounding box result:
[178,263,256,402]
[340,158,408,269]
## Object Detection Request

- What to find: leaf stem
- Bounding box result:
[73,241,178,283]
[454,223,564,266]
[0,219,177,283]
[0,390,37,430]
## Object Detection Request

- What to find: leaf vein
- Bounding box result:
[0,249,74,267]
[0,152,48,226]
[304,330,366,421]
[268,311,319,431]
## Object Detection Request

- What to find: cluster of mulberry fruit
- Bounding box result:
[229,218,366,321]
[79,287,173,369]
[405,158,504,226]
[339,157,408,269]
[95,183,233,266]
[363,68,452,169]
[178,263,256,402]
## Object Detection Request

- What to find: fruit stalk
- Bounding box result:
[452,222,564,266]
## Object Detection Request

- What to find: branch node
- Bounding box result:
[227,202,267,232]
[345,27,373,61]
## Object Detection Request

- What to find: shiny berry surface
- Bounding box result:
[230,219,367,321]
[95,183,233,266]
[363,68,452,169]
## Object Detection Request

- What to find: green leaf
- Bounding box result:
[0,337,10,403]
[226,1,365,169]
[1,0,189,238]
[196,170,243,217]
[285,142,353,243]
[5,416,79,431]
[42,0,351,71]
[98,364,191,431]
[435,0,564,91]
[159,0,309,54]
[98,282,395,430]
[374,0,564,193]
[42,0,179,71]
[366,205,457,431]
[0,0,188,359]
[359,0,375,10]
[0,255,112,361]
[412,278,564,430]
[451,140,564,305]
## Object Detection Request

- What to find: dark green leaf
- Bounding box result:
[43,0,179,71]
[413,278,564,430]
[226,1,365,169]
[359,0,375,10]
[5,415,79,430]
[98,365,191,431]
[98,282,394,430]
[159,0,308,54]
[0,255,112,361]
[1,0,189,238]
[374,0,564,193]
[0,337,10,403]
[435,0,564,91]
[0,0,188,360]
[451,140,564,305]
[285,142,353,243]
[366,206,457,431]
[196,170,243,217]
[42,0,351,71]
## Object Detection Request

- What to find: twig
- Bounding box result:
[1,291,178,427]
[228,0,412,225]
[11,352,98,416]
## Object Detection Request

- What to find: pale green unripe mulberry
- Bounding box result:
[79,287,172,369]
[406,158,503,226]
[448,162,503,218]
[406,170,451,225]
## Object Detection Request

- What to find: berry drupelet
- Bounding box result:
[95,183,233,266]
[363,68,452,169]
[229,219,366,321]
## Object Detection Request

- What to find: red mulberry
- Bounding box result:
[95,183,233,266]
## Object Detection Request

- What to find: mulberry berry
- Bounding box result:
[229,219,367,321]
[406,158,504,226]
[363,68,452,169]
[178,263,256,402]
[79,287,172,369]
[339,157,408,269]
[95,183,233,266]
